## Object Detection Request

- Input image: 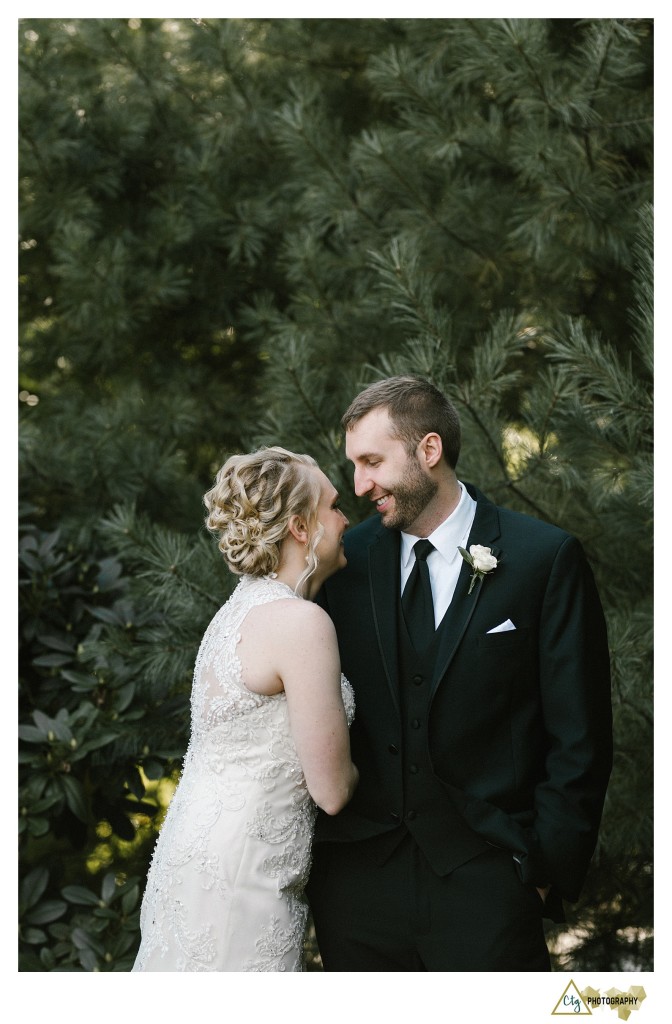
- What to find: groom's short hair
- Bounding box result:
[342,375,461,470]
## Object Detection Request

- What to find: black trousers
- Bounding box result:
[306,833,551,972]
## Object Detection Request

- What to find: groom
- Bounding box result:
[307,375,612,971]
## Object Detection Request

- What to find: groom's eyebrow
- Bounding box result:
[350,449,380,461]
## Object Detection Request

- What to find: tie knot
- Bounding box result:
[413,539,434,562]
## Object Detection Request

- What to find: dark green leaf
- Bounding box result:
[71,927,106,955]
[96,557,124,590]
[26,816,51,837]
[32,710,54,734]
[60,775,89,822]
[20,866,49,910]
[115,681,136,711]
[39,530,61,556]
[61,885,101,906]
[25,899,68,924]
[40,634,78,653]
[141,758,164,780]
[101,873,117,904]
[121,885,140,915]
[20,550,43,572]
[40,947,57,969]
[60,669,98,688]
[72,732,119,757]
[78,948,99,971]
[33,653,74,667]
[93,907,118,920]
[110,930,136,957]
[88,606,124,625]
[19,724,47,743]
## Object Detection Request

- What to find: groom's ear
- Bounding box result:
[287,514,309,544]
[419,432,443,469]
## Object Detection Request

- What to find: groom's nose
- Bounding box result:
[353,466,373,497]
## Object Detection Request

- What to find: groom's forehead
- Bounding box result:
[345,409,398,456]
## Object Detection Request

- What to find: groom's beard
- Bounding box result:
[380,457,438,532]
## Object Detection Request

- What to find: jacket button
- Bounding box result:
[409,764,419,774]
[412,674,423,686]
[390,811,401,823]
[388,744,399,755]
[406,810,417,821]
[411,719,421,729]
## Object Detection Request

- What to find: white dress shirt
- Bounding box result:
[400,482,477,628]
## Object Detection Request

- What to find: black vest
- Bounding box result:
[395,599,489,875]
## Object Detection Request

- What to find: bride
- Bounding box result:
[132,447,357,971]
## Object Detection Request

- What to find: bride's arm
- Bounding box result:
[274,601,358,815]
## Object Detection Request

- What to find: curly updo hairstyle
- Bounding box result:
[203,446,323,593]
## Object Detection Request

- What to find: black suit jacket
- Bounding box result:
[316,484,613,908]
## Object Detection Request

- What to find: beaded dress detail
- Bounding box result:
[132,575,355,972]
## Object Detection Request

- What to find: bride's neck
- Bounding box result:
[275,543,319,601]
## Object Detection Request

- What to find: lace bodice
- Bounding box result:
[132,574,354,972]
[186,574,354,776]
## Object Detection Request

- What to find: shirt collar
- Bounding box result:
[400,481,476,568]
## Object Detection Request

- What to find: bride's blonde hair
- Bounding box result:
[203,446,324,594]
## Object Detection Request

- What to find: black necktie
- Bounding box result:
[402,539,435,651]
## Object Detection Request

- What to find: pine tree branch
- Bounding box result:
[245,39,369,73]
[305,136,380,231]
[257,47,370,73]
[374,147,491,260]
[504,21,555,108]
[97,25,170,128]
[370,50,511,175]
[283,363,343,463]
[197,20,259,115]
[459,393,556,522]
[19,126,54,185]
[160,562,223,611]
[582,117,653,130]
[102,511,223,611]
[96,23,207,128]
[580,21,619,172]
[18,55,52,92]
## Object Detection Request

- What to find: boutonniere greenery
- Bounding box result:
[458,544,498,595]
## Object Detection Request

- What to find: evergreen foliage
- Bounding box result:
[19,17,652,971]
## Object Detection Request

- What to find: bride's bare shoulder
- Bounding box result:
[247,596,335,640]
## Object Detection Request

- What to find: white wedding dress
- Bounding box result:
[132,575,354,972]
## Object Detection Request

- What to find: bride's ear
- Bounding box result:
[287,515,309,545]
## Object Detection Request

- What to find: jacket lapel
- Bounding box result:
[368,524,402,714]
[430,486,502,702]
[365,485,502,710]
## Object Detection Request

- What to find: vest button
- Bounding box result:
[411,719,421,729]
[409,764,419,774]
[390,811,401,823]
[388,744,399,755]
[406,810,417,821]
[412,674,423,686]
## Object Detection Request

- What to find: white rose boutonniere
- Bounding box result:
[458,544,498,595]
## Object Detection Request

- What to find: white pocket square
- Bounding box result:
[487,619,516,633]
